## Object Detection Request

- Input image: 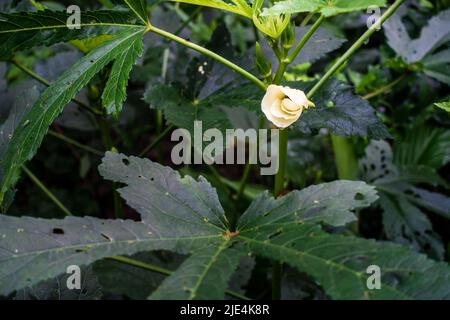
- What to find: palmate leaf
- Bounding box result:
[0,27,145,203]
[101,31,144,116]
[262,0,387,17]
[292,79,391,139]
[236,222,450,299]
[0,10,142,59]
[0,152,228,296]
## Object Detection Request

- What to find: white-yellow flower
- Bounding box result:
[261,85,311,128]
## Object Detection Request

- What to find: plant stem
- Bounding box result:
[149,24,267,91]
[10,58,102,116]
[22,166,72,216]
[331,135,358,180]
[363,73,407,100]
[288,15,325,63]
[274,129,288,197]
[139,124,174,157]
[98,117,123,219]
[307,0,406,98]
[48,130,104,156]
[108,255,250,300]
[235,162,252,202]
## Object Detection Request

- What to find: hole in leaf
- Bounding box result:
[52,228,65,235]
[268,229,283,239]
[122,158,130,166]
[101,233,112,241]
[354,193,365,201]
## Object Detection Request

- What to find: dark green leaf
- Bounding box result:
[0,27,145,203]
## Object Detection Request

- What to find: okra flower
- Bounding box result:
[261,85,311,128]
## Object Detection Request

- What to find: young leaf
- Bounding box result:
[149,242,244,299]
[0,27,145,203]
[262,0,387,17]
[236,222,450,299]
[293,79,391,139]
[102,31,144,116]
[238,180,378,230]
[0,10,141,59]
[434,100,450,112]
[123,0,149,24]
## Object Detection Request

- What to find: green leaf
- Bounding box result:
[101,31,144,116]
[15,266,102,300]
[0,152,229,296]
[293,79,391,139]
[263,0,387,17]
[0,27,145,203]
[0,10,142,59]
[394,125,450,170]
[360,140,449,256]
[98,152,228,234]
[238,180,378,230]
[236,222,450,299]
[149,242,244,299]
[434,100,450,112]
[384,9,450,63]
[170,0,252,18]
[379,194,444,260]
[123,0,149,24]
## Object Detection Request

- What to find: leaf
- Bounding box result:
[293,79,391,139]
[360,140,449,256]
[101,31,144,116]
[236,222,450,299]
[434,100,450,112]
[384,9,450,63]
[149,242,244,299]
[0,152,229,295]
[238,180,378,230]
[0,10,142,59]
[262,0,387,17]
[394,125,450,170]
[379,194,444,260]
[0,27,145,203]
[170,0,252,18]
[123,0,149,24]
[15,266,102,300]
[98,152,228,235]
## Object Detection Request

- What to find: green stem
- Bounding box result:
[235,162,252,201]
[288,15,324,63]
[10,58,102,116]
[363,73,407,100]
[331,135,358,180]
[149,24,266,90]
[139,124,174,157]
[208,165,230,196]
[48,130,104,156]
[22,166,72,216]
[274,129,288,197]
[98,118,123,219]
[108,256,250,300]
[307,0,406,98]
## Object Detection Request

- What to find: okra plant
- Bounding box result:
[0,0,449,300]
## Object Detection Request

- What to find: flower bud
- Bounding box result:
[281,22,295,49]
[255,42,272,79]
